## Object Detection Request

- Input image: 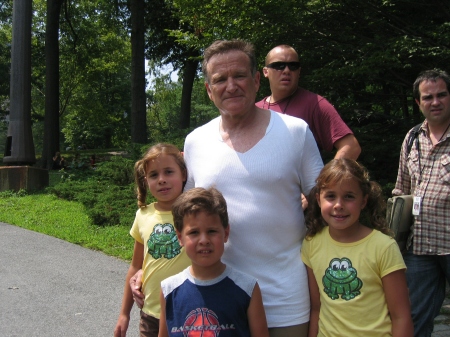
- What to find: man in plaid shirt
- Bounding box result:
[393,69,450,337]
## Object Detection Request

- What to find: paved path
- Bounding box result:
[0,222,139,337]
[2,222,450,336]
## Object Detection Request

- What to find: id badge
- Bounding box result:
[413,196,421,216]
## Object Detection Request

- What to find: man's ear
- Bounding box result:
[262,67,269,78]
[254,71,261,92]
[415,98,420,106]
[205,82,213,101]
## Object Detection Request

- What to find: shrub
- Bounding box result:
[48,156,137,226]
[0,189,28,198]
[87,184,136,226]
[96,156,135,186]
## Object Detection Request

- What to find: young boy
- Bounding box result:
[158,187,269,337]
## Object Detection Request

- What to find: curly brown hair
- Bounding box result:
[305,158,391,239]
[134,143,186,208]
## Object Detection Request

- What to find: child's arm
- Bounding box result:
[247,282,269,337]
[382,269,414,337]
[307,266,320,337]
[158,289,169,337]
[114,241,144,337]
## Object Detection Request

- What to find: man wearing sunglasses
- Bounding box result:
[256,45,361,160]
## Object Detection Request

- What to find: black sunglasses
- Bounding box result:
[266,62,301,71]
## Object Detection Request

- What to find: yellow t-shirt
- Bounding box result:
[130,203,190,319]
[301,227,406,336]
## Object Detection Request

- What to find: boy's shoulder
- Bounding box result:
[226,266,257,297]
[161,266,257,298]
[160,267,189,297]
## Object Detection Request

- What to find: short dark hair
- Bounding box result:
[413,69,450,101]
[172,187,229,232]
[202,39,257,82]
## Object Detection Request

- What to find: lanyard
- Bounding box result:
[415,136,422,186]
[416,121,450,187]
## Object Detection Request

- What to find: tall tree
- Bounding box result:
[30,0,132,152]
[41,0,64,169]
[130,0,147,143]
[144,0,200,129]
[179,51,198,128]
[3,0,35,165]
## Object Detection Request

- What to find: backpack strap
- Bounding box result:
[406,123,422,156]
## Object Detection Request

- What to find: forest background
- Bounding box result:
[0,0,449,258]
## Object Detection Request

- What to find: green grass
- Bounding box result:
[0,192,135,261]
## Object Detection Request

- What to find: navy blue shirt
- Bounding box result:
[162,266,256,336]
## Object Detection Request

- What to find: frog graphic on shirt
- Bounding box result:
[147,223,181,259]
[322,257,362,300]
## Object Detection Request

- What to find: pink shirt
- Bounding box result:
[256,88,353,152]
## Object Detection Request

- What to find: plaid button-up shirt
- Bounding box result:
[393,121,450,255]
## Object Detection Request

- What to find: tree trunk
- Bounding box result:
[2,0,35,165]
[180,52,199,129]
[42,0,64,169]
[130,0,147,144]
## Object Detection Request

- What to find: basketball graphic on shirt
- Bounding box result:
[183,307,220,337]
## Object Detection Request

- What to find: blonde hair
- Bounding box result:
[134,143,186,208]
[305,158,391,238]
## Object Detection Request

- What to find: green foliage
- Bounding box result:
[160,0,449,186]
[96,156,135,186]
[0,189,28,198]
[2,1,447,230]
[29,0,132,151]
[87,184,136,226]
[48,156,138,226]
[147,74,217,145]
[126,142,152,162]
[147,74,183,141]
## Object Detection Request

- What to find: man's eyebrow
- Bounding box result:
[422,91,449,98]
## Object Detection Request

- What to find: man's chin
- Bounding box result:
[278,85,296,95]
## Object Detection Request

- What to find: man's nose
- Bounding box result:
[225,77,238,92]
[431,96,441,105]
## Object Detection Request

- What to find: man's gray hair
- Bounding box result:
[202,39,257,82]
